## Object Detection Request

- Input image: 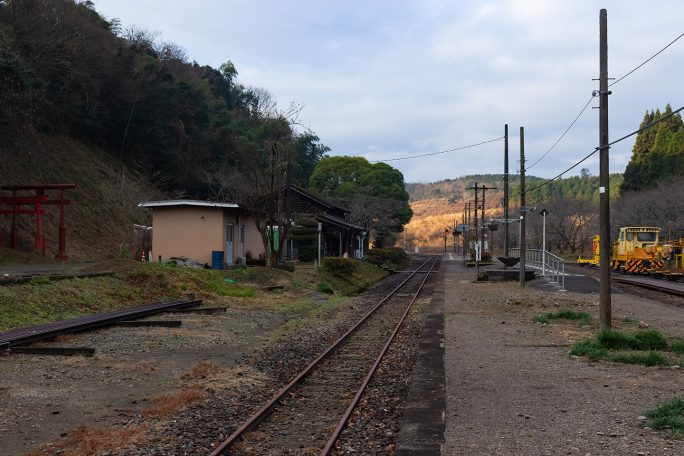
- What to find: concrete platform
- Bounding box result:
[396,254,664,455]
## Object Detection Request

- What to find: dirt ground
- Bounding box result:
[443,259,684,455]
[0,306,288,455]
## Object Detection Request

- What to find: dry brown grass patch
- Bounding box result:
[142,387,208,417]
[27,424,148,456]
[182,360,221,380]
[180,362,268,390]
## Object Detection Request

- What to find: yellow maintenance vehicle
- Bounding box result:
[611,226,666,273]
[576,235,600,267]
[577,227,671,273]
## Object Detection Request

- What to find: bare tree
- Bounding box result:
[613,178,684,240]
[537,198,598,254]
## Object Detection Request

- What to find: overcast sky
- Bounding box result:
[93,0,684,183]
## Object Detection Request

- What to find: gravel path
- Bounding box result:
[443,258,684,455]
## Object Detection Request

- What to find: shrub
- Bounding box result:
[297,245,318,262]
[364,247,409,270]
[322,257,359,275]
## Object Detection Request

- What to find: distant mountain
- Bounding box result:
[402,173,623,248]
[406,173,622,204]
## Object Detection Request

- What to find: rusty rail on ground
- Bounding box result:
[0,299,202,348]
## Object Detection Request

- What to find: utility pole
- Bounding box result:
[599,9,611,330]
[462,202,467,258]
[503,123,509,259]
[470,183,480,273]
[519,127,526,287]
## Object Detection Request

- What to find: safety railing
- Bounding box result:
[510,248,566,291]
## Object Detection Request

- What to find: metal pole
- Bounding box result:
[519,127,526,287]
[317,222,322,270]
[599,8,611,330]
[503,123,509,258]
[542,212,546,276]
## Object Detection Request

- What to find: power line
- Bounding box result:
[372,136,504,162]
[609,32,684,88]
[510,104,684,199]
[526,31,684,171]
[527,94,596,170]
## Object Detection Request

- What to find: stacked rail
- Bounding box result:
[0,299,202,348]
[209,256,438,455]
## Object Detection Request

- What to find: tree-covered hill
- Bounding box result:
[0,0,328,197]
[0,0,335,258]
[406,172,623,205]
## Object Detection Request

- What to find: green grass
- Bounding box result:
[646,397,684,433]
[317,281,334,294]
[608,351,667,366]
[598,329,668,350]
[266,296,347,342]
[571,328,672,366]
[320,258,389,295]
[671,340,684,354]
[0,262,264,331]
[570,339,608,360]
[533,309,591,325]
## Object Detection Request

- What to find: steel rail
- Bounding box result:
[320,256,438,455]
[612,276,684,297]
[0,299,202,348]
[208,257,436,456]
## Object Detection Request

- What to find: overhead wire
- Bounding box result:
[509,105,684,200]
[526,94,596,170]
[609,32,684,88]
[372,136,504,162]
[525,31,683,171]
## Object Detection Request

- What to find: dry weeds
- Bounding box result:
[27,424,149,456]
[142,387,208,417]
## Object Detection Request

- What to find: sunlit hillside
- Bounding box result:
[400,196,504,249]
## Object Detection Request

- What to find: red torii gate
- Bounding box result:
[0,184,76,261]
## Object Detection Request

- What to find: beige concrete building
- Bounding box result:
[139,200,265,266]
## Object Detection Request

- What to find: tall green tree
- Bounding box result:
[309,156,412,247]
[621,105,684,192]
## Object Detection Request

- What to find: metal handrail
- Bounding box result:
[510,247,565,291]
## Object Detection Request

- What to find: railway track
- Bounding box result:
[568,263,684,298]
[611,275,684,298]
[209,256,439,456]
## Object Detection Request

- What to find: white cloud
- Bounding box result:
[93,0,684,183]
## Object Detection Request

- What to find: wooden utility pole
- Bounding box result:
[599,8,612,329]
[503,124,509,258]
[470,184,480,273]
[519,127,526,287]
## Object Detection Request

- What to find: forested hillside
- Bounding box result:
[0,0,330,258]
[406,173,623,204]
[403,171,624,250]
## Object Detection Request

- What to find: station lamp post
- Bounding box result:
[540,209,548,276]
